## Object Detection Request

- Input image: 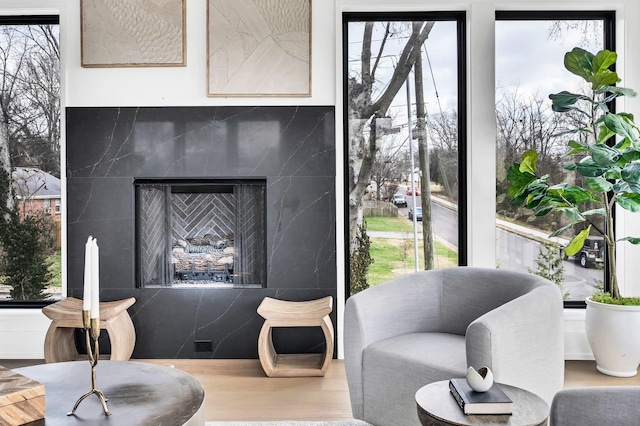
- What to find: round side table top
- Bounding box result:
[16,361,204,426]
[415,381,548,426]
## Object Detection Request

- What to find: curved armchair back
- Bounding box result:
[438,267,555,335]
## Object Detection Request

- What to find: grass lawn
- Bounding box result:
[47,249,62,288]
[368,237,458,285]
[365,215,413,233]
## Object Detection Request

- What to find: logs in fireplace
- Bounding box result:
[135,179,266,288]
[172,234,234,282]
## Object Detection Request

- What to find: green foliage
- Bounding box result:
[0,164,54,301]
[591,292,640,306]
[0,209,53,300]
[508,47,640,300]
[46,249,62,288]
[528,241,568,300]
[350,221,374,296]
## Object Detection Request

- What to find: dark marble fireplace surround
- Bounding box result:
[67,106,336,359]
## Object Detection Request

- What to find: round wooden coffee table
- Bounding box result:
[416,381,548,426]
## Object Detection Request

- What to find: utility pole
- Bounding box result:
[413,40,434,270]
[406,77,419,272]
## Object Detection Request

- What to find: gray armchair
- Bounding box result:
[550,386,640,425]
[344,267,564,426]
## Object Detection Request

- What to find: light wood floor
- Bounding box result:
[3,359,640,422]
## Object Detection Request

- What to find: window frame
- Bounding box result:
[342,11,468,299]
[0,14,61,309]
[495,10,616,309]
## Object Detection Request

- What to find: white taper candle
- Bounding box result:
[83,236,92,311]
[90,238,100,320]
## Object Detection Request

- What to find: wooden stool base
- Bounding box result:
[42,297,136,363]
[257,296,334,377]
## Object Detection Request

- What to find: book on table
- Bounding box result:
[449,378,513,415]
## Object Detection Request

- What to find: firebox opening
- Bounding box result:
[135,178,266,289]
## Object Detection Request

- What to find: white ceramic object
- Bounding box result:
[465,366,494,392]
[585,297,640,377]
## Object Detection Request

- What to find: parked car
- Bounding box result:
[408,207,422,221]
[563,236,605,268]
[406,188,420,196]
[392,194,407,208]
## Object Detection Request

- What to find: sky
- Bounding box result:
[347,19,604,126]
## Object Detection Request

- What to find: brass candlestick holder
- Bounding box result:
[67,310,111,416]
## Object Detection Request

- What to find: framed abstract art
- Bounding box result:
[207,0,311,97]
[81,0,186,67]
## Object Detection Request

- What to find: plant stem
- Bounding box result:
[605,192,619,298]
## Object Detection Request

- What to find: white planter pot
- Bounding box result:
[585,297,640,377]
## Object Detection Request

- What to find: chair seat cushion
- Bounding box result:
[362,332,467,425]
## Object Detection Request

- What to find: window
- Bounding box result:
[495,11,614,306]
[0,15,61,305]
[343,12,466,296]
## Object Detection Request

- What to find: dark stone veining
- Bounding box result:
[67,106,336,359]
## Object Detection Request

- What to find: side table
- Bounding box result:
[42,297,136,363]
[257,296,334,377]
[416,381,548,426]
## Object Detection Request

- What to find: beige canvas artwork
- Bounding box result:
[81,0,185,67]
[208,0,311,96]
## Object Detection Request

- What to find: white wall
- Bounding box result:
[2,0,640,360]
[64,0,336,107]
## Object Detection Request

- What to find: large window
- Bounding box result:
[344,12,466,296]
[0,15,61,305]
[495,11,614,306]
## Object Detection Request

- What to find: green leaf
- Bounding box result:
[605,168,622,180]
[598,85,637,98]
[549,222,578,238]
[549,91,592,112]
[621,163,640,184]
[558,206,583,222]
[597,125,615,143]
[588,71,620,91]
[619,237,640,244]
[605,113,637,142]
[613,181,640,194]
[569,140,589,149]
[589,143,622,166]
[619,112,636,122]
[519,150,538,175]
[534,205,554,217]
[582,208,606,217]
[614,137,632,151]
[617,193,640,212]
[562,186,601,203]
[564,227,592,257]
[564,163,578,171]
[592,50,617,74]
[586,176,613,193]
[507,163,536,202]
[622,147,640,161]
[564,48,594,81]
[576,157,608,177]
[525,192,546,209]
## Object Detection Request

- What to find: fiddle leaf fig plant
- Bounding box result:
[508,47,640,302]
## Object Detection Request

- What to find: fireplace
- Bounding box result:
[67,105,336,359]
[135,179,266,288]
